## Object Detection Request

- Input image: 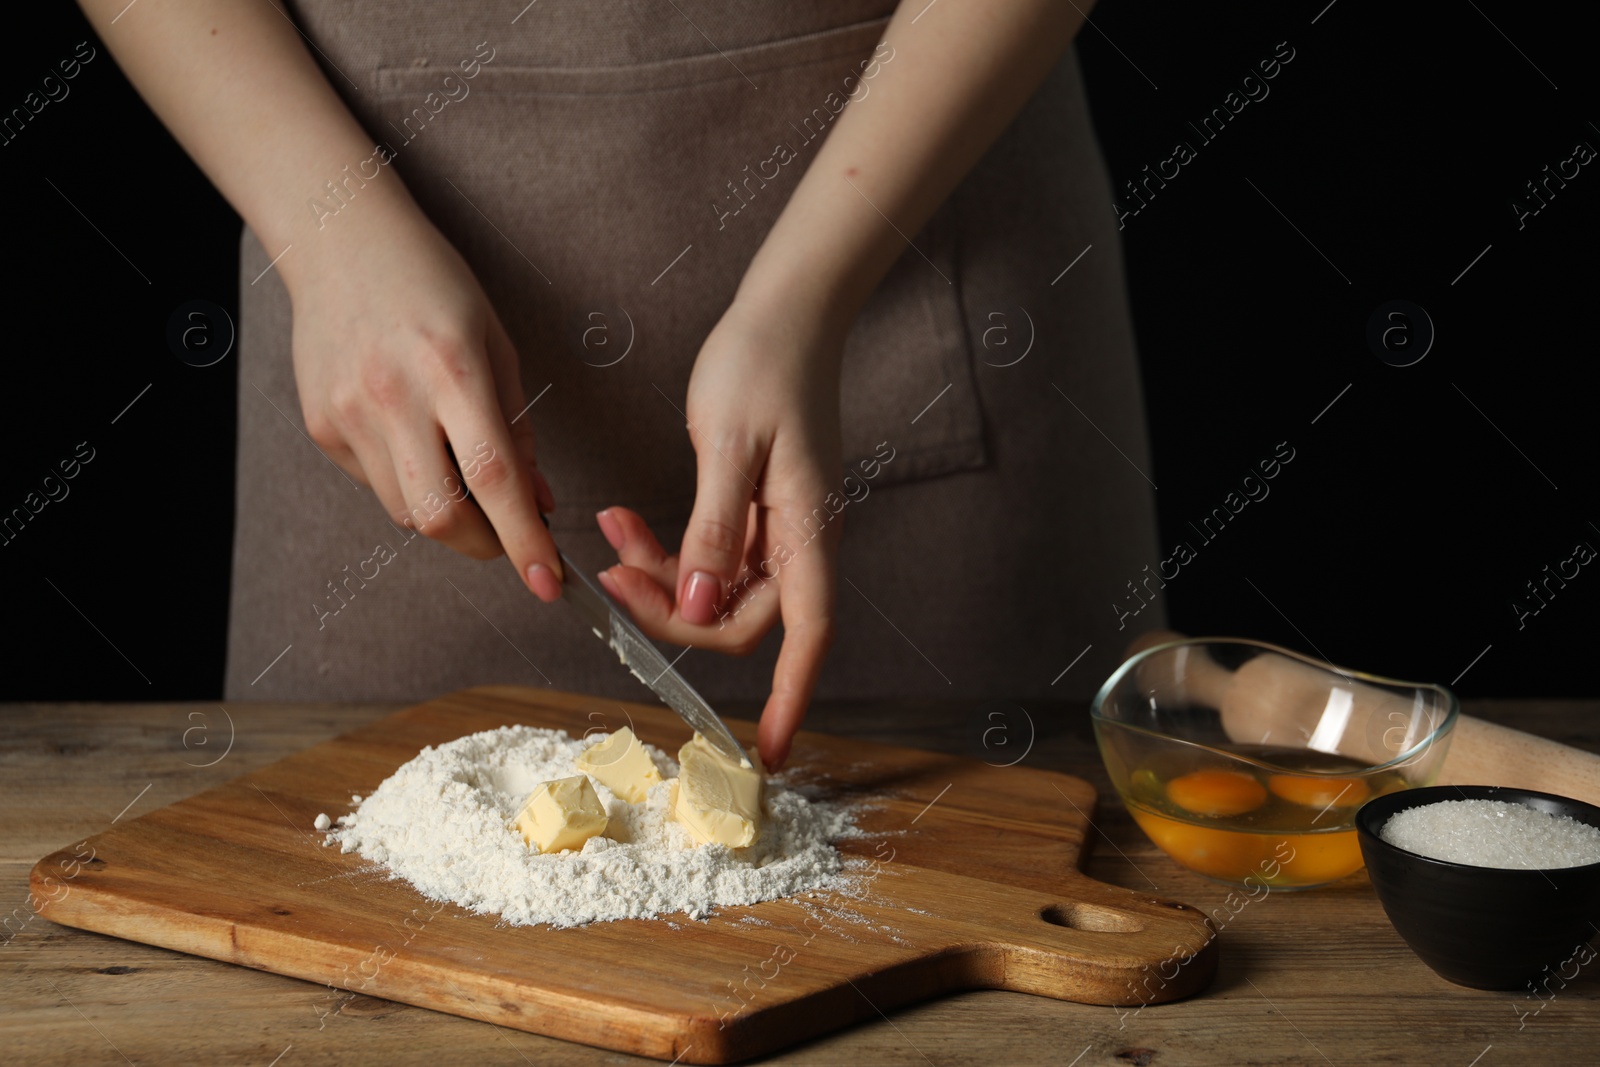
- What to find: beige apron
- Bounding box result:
[224,1,1163,705]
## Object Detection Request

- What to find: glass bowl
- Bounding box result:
[1091,637,1458,889]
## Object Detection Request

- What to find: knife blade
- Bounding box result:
[556,551,751,768]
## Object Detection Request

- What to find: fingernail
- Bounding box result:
[534,470,556,512]
[596,508,625,552]
[596,566,622,599]
[681,570,721,625]
[526,562,562,602]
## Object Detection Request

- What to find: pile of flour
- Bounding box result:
[321,725,857,928]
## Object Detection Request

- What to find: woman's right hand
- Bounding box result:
[70,2,560,591]
[285,199,565,600]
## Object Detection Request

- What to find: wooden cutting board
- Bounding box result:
[31,686,1216,1063]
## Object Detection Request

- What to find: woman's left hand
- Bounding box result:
[595,295,846,772]
[596,0,1087,773]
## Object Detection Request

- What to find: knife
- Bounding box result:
[556,550,751,769]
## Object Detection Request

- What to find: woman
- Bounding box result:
[80,0,1161,770]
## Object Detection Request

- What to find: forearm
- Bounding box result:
[737,0,1087,329]
[76,0,418,291]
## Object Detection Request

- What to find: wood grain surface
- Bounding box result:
[4,695,1598,1066]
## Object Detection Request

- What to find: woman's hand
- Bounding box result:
[595,297,847,771]
[73,0,565,598]
[287,200,564,599]
[593,0,1086,767]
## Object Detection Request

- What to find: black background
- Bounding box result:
[2,1,1594,701]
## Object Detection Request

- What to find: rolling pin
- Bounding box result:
[1121,630,1600,808]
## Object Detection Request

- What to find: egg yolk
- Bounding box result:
[1165,770,1268,817]
[1267,774,1370,809]
[1275,830,1364,884]
[1131,809,1270,879]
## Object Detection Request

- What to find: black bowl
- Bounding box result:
[1356,785,1600,990]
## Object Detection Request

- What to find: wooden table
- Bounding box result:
[3,698,1596,1065]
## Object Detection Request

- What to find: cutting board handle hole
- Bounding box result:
[1040,903,1146,934]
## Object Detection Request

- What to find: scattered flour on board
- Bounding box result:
[322,725,861,928]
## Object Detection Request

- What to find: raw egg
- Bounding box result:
[1275,830,1364,884]
[1131,809,1268,879]
[1267,774,1370,809]
[1165,770,1268,817]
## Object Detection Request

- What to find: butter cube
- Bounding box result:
[672,733,764,847]
[576,726,662,803]
[515,775,608,853]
